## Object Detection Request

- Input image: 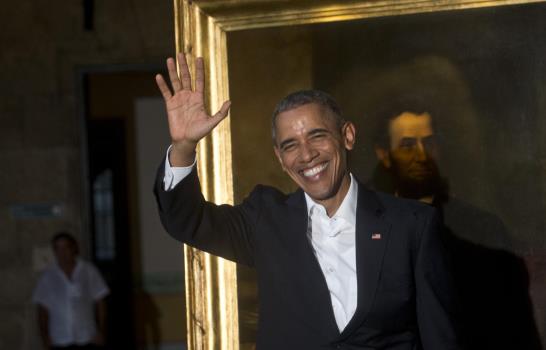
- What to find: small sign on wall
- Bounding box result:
[9,202,64,220]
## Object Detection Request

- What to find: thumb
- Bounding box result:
[208,100,231,128]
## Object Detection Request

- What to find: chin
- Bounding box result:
[303,187,335,201]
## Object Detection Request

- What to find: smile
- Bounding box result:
[302,163,328,177]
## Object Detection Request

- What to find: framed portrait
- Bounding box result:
[174,1,546,349]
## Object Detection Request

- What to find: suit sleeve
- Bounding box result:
[153,159,259,267]
[415,208,463,350]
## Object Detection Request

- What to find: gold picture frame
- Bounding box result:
[173,1,545,349]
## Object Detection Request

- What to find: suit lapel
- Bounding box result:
[285,190,340,339]
[284,184,392,339]
[341,186,391,338]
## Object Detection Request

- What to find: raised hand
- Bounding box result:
[155,52,231,166]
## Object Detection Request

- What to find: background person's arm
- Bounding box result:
[92,298,107,346]
[37,305,51,350]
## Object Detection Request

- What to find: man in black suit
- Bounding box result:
[153,53,462,350]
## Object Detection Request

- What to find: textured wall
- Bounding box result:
[0,1,173,349]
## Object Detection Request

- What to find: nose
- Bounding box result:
[414,140,427,161]
[299,142,319,163]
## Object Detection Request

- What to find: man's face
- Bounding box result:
[273,103,355,203]
[53,239,78,266]
[389,112,437,180]
[378,112,441,198]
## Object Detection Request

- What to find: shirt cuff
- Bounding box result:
[163,145,196,191]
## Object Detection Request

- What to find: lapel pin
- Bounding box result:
[371,233,382,240]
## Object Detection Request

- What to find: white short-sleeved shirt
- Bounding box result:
[32,259,110,346]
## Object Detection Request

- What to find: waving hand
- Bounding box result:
[156,53,231,166]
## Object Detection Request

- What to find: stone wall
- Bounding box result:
[0,1,173,349]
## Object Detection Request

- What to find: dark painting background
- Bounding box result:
[313,4,546,252]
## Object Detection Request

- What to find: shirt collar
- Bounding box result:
[54,258,82,278]
[304,173,358,223]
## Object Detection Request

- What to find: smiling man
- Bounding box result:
[272,99,355,216]
[153,53,462,350]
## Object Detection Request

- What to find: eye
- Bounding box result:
[399,138,417,149]
[422,136,437,151]
[281,142,297,152]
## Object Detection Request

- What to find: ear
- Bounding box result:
[273,146,287,171]
[374,145,391,168]
[342,122,356,151]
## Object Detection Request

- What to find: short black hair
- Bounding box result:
[51,231,79,252]
[372,94,435,148]
[271,90,346,143]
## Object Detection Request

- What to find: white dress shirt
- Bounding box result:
[163,145,195,191]
[163,148,359,331]
[32,259,109,346]
[304,174,358,331]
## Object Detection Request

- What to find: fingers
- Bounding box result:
[178,52,192,90]
[166,57,181,92]
[155,74,172,100]
[195,57,204,93]
[158,53,206,101]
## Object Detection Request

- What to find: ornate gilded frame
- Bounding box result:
[173,0,544,349]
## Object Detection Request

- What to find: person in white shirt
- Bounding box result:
[33,232,109,350]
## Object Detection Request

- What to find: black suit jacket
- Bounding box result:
[154,165,461,350]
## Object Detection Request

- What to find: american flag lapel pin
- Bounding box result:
[371,232,382,240]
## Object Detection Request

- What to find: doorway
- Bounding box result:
[81,67,187,350]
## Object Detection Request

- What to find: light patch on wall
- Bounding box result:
[32,246,54,271]
[10,202,64,220]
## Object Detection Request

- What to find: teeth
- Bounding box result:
[303,163,327,177]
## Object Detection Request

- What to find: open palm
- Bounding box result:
[156,53,231,152]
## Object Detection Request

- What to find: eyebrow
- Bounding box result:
[308,128,331,137]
